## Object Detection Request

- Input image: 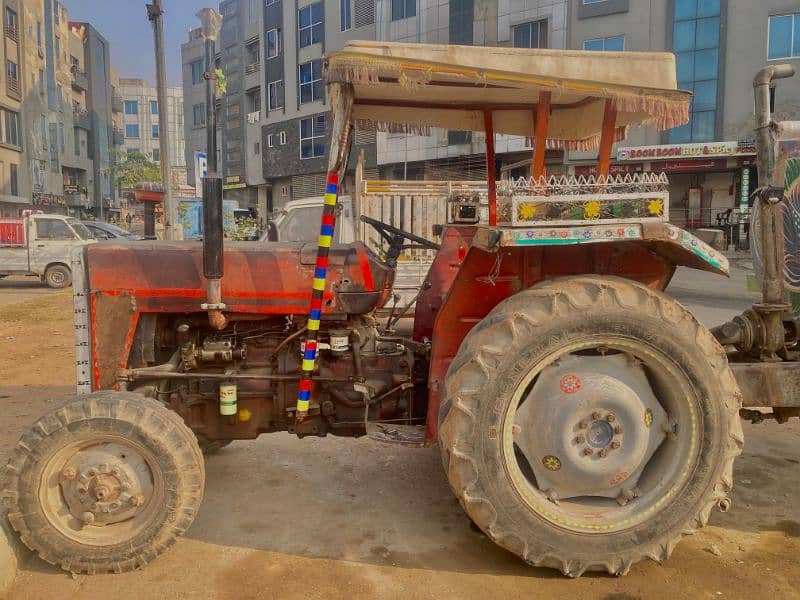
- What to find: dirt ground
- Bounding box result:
[0,275,799,599]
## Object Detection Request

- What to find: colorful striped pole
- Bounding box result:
[296,171,339,417]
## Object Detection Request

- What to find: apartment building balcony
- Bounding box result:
[111,92,123,113]
[112,127,124,146]
[4,25,18,44]
[71,66,88,91]
[245,61,260,75]
[73,107,91,130]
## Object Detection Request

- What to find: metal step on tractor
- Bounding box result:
[3,42,799,577]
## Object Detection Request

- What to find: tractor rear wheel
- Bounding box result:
[2,391,205,574]
[438,276,743,577]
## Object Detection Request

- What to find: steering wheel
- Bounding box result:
[360,215,440,268]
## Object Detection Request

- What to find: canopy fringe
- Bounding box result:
[525,126,629,151]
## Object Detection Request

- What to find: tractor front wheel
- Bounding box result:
[438,276,743,577]
[2,391,205,574]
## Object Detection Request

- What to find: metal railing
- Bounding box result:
[3,25,18,43]
[245,62,260,75]
[6,75,19,97]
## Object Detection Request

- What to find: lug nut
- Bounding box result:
[606,414,616,423]
[610,441,621,449]
[61,467,76,480]
[574,435,586,444]
[591,411,602,420]
[77,486,87,494]
[599,448,608,458]
[80,511,95,525]
[578,419,589,430]
[614,425,623,434]
[583,447,594,456]
[130,494,144,507]
[87,468,97,477]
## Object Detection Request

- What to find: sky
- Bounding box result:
[62,0,211,86]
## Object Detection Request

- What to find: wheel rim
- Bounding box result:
[39,434,165,546]
[49,270,65,285]
[501,335,700,534]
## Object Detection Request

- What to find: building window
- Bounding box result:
[6,60,17,81]
[300,115,326,159]
[266,28,281,58]
[152,148,160,161]
[279,131,286,145]
[768,14,800,60]
[298,3,323,48]
[54,1,60,24]
[56,84,63,107]
[267,133,274,148]
[268,80,283,110]
[150,100,158,114]
[4,7,17,30]
[391,0,415,21]
[299,60,323,104]
[125,124,140,138]
[582,0,606,3]
[190,59,204,85]
[2,109,18,147]
[248,0,259,22]
[584,35,624,51]
[670,0,721,143]
[9,163,17,196]
[152,124,159,138]
[341,0,351,31]
[126,147,139,155]
[124,100,138,115]
[192,103,205,126]
[244,88,259,113]
[513,19,547,48]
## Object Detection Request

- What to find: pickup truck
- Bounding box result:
[0,212,96,288]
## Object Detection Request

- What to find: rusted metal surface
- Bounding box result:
[421,225,676,443]
[86,240,392,388]
[731,361,800,408]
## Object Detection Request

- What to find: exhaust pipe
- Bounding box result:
[201,175,227,330]
[199,23,227,331]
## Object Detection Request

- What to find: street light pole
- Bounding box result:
[147,0,179,240]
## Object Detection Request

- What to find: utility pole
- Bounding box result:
[147,0,180,240]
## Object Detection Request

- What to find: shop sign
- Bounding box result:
[617,140,756,162]
[650,159,728,173]
[573,163,644,177]
[32,193,65,206]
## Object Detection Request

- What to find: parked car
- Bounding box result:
[82,220,143,241]
[0,212,96,288]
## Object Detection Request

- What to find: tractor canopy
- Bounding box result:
[323,41,728,277]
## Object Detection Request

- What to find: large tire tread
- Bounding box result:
[2,391,205,574]
[439,275,743,577]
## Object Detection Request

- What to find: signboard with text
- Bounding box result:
[617,140,757,162]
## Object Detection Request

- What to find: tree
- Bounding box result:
[106,150,161,189]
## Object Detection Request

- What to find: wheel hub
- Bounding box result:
[514,354,668,501]
[58,443,152,526]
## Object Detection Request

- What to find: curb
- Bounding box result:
[0,515,19,598]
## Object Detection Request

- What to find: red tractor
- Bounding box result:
[3,42,798,577]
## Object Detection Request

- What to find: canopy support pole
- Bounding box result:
[484,109,497,226]
[597,100,617,177]
[532,91,551,179]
